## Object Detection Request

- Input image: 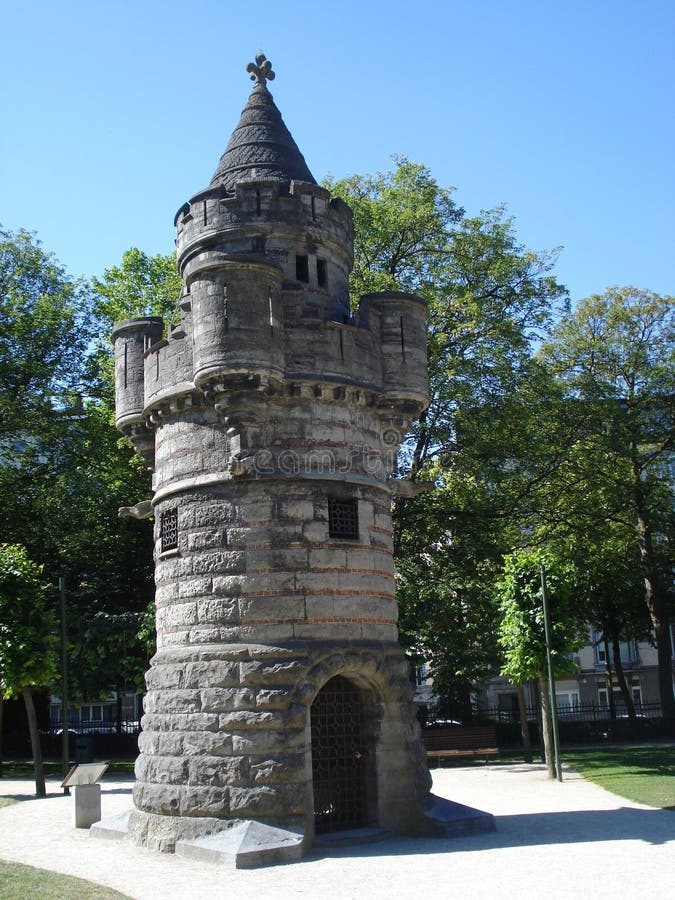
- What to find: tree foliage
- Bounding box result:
[395,484,502,717]
[0,227,91,441]
[0,233,157,714]
[0,544,58,697]
[0,543,58,796]
[495,547,587,775]
[496,549,586,683]
[70,609,153,725]
[539,287,675,716]
[92,247,181,330]
[327,160,570,707]
[328,160,568,477]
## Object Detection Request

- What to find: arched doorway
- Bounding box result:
[310,675,377,834]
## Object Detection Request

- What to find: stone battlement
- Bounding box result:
[113,281,428,473]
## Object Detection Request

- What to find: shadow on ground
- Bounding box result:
[306,805,675,863]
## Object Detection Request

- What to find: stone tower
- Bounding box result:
[111,53,460,863]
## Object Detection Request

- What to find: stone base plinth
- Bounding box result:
[73,784,101,829]
[130,639,432,852]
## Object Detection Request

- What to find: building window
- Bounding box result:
[555,690,580,714]
[317,258,327,287]
[296,253,309,283]
[328,498,359,540]
[594,631,639,665]
[598,683,643,707]
[161,508,178,553]
[593,631,606,665]
[414,664,428,686]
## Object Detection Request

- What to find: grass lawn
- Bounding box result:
[0,760,135,780]
[564,744,675,809]
[0,860,131,899]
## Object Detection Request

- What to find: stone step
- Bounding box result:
[313,826,393,847]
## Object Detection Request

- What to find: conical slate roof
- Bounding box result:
[210,74,316,193]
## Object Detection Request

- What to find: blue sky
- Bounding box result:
[2,0,673,305]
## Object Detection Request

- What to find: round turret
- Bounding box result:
[112,52,438,859]
[111,317,164,432]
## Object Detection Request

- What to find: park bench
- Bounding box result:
[421,725,499,766]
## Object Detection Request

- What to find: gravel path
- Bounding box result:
[1,763,674,899]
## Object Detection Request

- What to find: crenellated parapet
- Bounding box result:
[360,291,430,414]
[175,179,354,321]
[111,316,164,467]
[112,277,428,482]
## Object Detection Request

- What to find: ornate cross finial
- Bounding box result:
[246,51,275,88]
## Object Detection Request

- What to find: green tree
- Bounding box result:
[327,160,569,707]
[573,527,652,720]
[328,161,567,477]
[0,227,91,441]
[0,233,156,712]
[325,157,463,303]
[89,247,181,396]
[395,482,502,721]
[70,610,152,729]
[92,247,181,329]
[496,549,586,777]
[0,544,58,796]
[541,287,674,719]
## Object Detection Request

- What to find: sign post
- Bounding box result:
[61,763,109,828]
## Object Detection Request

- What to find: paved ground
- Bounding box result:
[1,763,674,899]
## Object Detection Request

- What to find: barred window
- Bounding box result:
[328,498,359,540]
[160,508,178,553]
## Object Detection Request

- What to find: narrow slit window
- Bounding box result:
[203,201,208,225]
[328,498,359,540]
[296,253,309,283]
[160,508,178,553]
[123,343,128,389]
[256,189,261,215]
[224,284,229,333]
[317,258,327,287]
[400,315,406,361]
[269,288,274,335]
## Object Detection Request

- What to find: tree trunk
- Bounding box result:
[653,619,674,721]
[517,683,533,763]
[21,686,46,798]
[457,683,474,725]
[116,690,123,736]
[611,636,636,719]
[539,672,555,779]
[632,456,675,721]
[533,679,546,763]
[604,636,616,721]
[0,696,4,778]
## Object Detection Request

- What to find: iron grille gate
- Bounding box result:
[311,676,372,834]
